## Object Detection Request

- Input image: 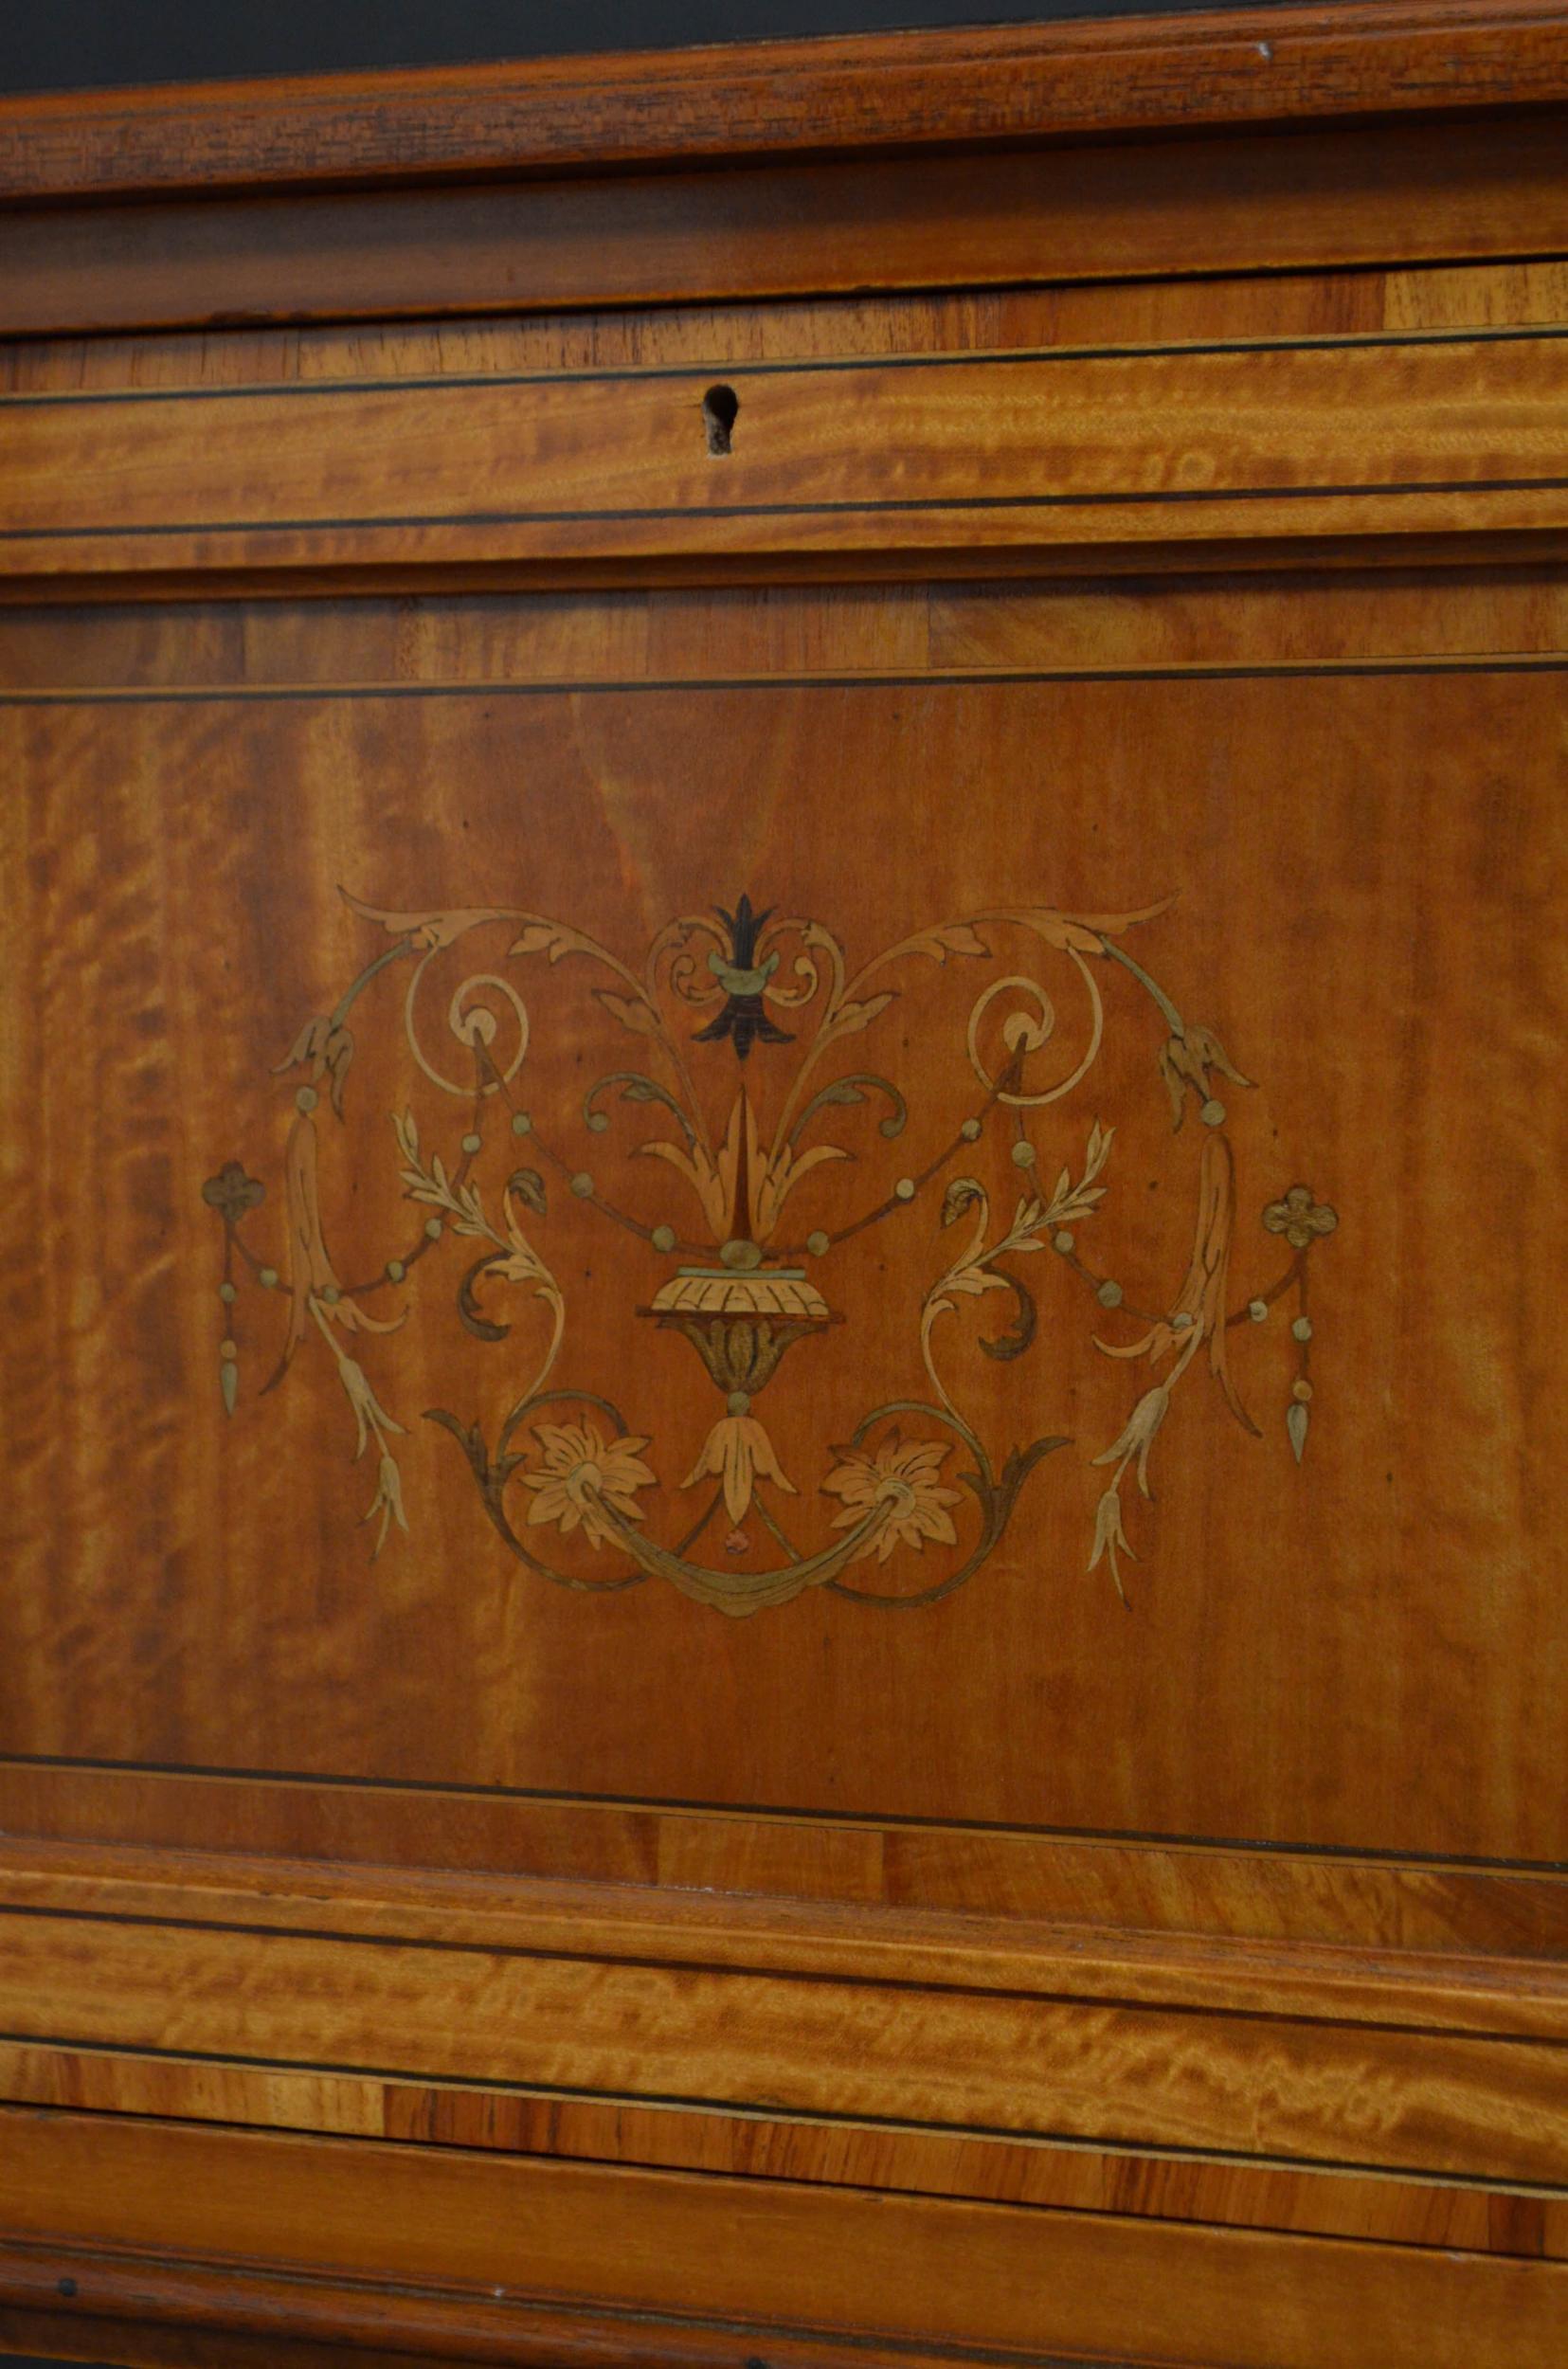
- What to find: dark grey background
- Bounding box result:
[5,1,1302,95]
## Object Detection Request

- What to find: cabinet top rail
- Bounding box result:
[2,1,1567,207]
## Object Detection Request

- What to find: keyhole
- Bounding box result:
[702,383,739,456]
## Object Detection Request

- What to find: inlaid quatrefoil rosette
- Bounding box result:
[205,889,1336,1615]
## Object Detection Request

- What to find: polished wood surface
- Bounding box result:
[4,1761,1565,1951]
[0,14,1564,2366]
[7,256,1568,400]
[2,1,1566,203]
[0,1845,1562,2184]
[9,115,1568,340]
[4,613,1563,1862]
[5,330,1566,588]
[5,1833,1564,2034]
[3,2110,1567,2369]
[6,2033,1561,2251]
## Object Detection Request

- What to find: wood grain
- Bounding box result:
[1,1837,1564,2034]
[4,569,1567,693]
[8,115,1568,340]
[3,1765,1564,1956]
[7,257,1567,398]
[3,38,1567,2360]
[5,2037,1554,2254]
[3,3,1567,205]
[2,2109,1564,2369]
[4,655,1565,1862]
[4,1904,1562,2181]
[4,334,1566,589]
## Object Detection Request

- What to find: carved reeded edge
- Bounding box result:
[2,1,1568,205]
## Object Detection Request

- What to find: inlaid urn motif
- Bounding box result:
[205,878,1336,1613]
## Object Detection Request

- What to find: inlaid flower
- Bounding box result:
[1263,1184,1339,1252]
[821,1432,963,1564]
[682,1413,796,1527]
[201,1161,265,1222]
[520,1421,656,1549]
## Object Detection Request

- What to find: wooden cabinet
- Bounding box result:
[1,9,1565,2362]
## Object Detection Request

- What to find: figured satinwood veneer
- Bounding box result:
[1,13,1566,2369]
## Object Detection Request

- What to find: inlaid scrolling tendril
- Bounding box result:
[205,885,1336,1616]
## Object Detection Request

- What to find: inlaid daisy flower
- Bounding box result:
[820,1432,963,1564]
[520,1420,656,1549]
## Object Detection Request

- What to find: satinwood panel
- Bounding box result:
[2,18,1566,2364]
[2,637,1563,1862]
